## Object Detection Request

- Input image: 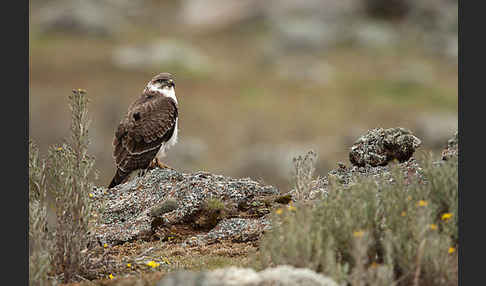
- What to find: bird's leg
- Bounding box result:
[148,158,158,170]
[156,157,174,170]
[138,169,147,177]
[148,157,174,170]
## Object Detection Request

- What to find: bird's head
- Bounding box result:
[144,72,177,103]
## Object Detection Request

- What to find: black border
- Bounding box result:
[6,0,28,284]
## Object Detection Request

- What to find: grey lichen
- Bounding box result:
[349,127,421,167]
[90,168,280,246]
[442,130,458,160]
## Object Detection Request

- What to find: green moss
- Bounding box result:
[150,199,179,217]
[206,198,225,212]
[274,194,292,204]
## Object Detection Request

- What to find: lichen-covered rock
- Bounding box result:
[89,168,280,247]
[196,217,271,244]
[442,130,458,160]
[349,127,422,167]
[156,265,338,286]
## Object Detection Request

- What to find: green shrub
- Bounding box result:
[29,89,96,284]
[49,89,96,283]
[257,155,458,286]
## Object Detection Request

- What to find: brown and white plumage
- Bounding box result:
[109,73,179,188]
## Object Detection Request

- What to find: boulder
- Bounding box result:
[349,127,421,167]
[89,168,281,247]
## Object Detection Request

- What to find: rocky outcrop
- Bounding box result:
[349,127,422,167]
[441,130,459,160]
[89,169,283,247]
[290,127,424,200]
[89,128,457,248]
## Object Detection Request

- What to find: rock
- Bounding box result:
[352,22,399,49]
[362,0,411,20]
[441,130,458,161]
[196,217,271,244]
[289,128,424,199]
[179,0,263,32]
[112,39,211,74]
[89,168,280,246]
[156,271,207,286]
[262,0,360,55]
[34,0,127,37]
[349,127,422,167]
[157,265,339,286]
[149,199,179,217]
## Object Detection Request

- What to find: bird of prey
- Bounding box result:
[108,72,179,188]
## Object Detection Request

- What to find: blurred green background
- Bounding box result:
[29,0,458,191]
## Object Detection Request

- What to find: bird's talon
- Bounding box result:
[156,158,174,170]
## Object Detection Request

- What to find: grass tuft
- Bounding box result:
[292,150,318,200]
[29,140,54,286]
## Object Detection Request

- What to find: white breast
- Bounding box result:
[146,83,179,160]
[148,85,178,105]
[156,118,178,160]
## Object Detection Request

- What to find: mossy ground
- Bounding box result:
[61,240,256,286]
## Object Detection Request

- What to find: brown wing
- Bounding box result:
[112,92,178,173]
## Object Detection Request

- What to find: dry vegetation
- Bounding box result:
[30,90,96,284]
[257,155,458,286]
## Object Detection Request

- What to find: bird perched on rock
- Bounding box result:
[108,72,179,188]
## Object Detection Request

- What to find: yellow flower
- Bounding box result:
[275,208,283,215]
[127,263,131,268]
[417,200,428,207]
[353,230,365,238]
[448,247,456,254]
[56,147,63,151]
[401,211,406,217]
[429,224,438,230]
[370,262,378,268]
[146,261,160,268]
[109,274,114,280]
[441,213,453,221]
[89,193,94,198]
[103,243,108,248]
[287,205,296,211]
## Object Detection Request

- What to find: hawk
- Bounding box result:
[108,73,179,188]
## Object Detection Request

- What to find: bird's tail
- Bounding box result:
[108,168,130,189]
